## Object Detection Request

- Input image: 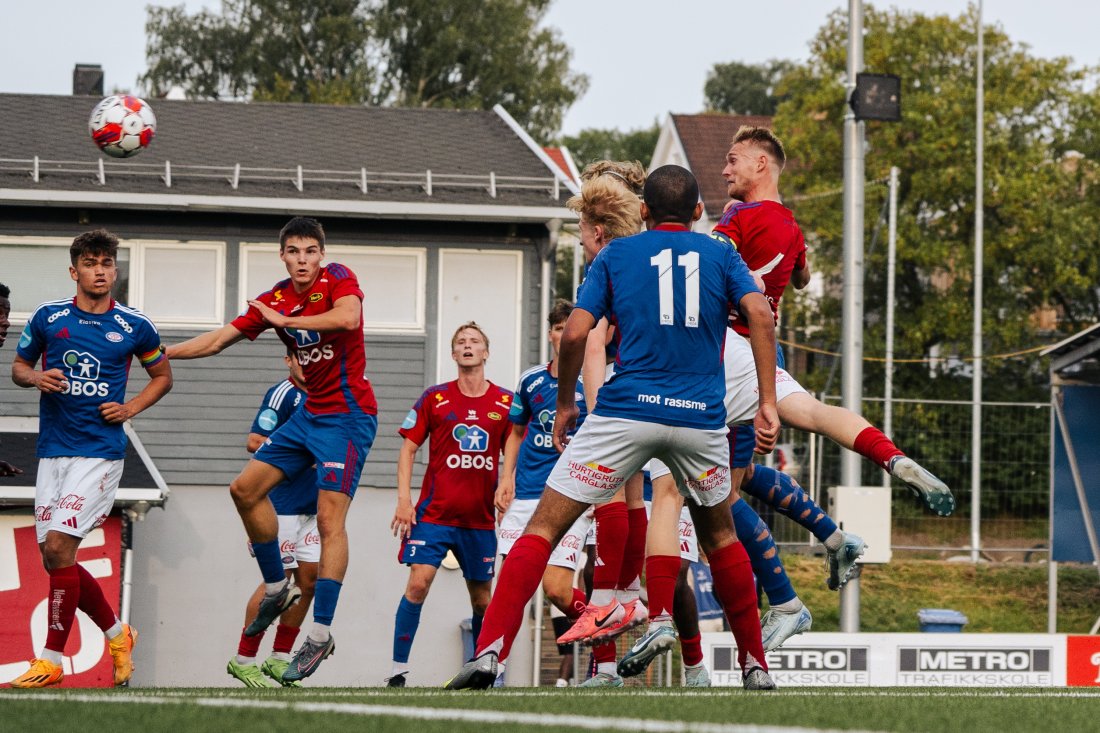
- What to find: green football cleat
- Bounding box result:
[227,657,278,688]
[261,656,302,688]
[579,671,624,688]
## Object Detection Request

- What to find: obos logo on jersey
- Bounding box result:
[447,424,493,470]
[289,328,333,364]
[531,409,555,448]
[61,351,109,397]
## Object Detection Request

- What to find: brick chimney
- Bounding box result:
[73,64,104,96]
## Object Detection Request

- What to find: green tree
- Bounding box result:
[704,60,795,115]
[773,4,1097,402]
[141,0,587,138]
[142,1,375,104]
[370,0,587,138]
[560,124,660,170]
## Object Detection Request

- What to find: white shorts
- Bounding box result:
[34,457,123,543]
[546,414,732,508]
[498,498,592,570]
[723,329,808,424]
[249,514,319,569]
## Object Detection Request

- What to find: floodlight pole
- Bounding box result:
[883,166,899,490]
[971,0,985,564]
[840,0,866,633]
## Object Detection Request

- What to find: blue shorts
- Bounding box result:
[727,423,756,469]
[255,409,377,499]
[399,521,496,581]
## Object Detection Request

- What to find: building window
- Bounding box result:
[0,236,223,328]
[240,244,426,333]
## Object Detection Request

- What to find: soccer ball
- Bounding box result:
[88,95,156,158]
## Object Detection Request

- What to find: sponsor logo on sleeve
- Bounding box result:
[19,325,33,349]
[401,409,418,430]
[257,409,279,431]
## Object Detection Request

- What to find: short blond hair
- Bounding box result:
[731,125,786,170]
[451,321,490,351]
[567,160,645,241]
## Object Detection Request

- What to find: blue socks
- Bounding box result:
[313,578,342,626]
[393,596,423,664]
[471,612,483,646]
[731,498,797,606]
[743,465,838,542]
[252,539,286,584]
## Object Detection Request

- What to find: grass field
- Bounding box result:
[2,687,1099,733]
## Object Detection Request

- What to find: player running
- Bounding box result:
[167,216,377,682]
[387,322,512,687]
[9,229,171,688]
[227,351,319,688]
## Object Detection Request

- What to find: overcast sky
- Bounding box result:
[1,1,1094,137]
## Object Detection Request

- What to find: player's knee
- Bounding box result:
[229,477,259,509]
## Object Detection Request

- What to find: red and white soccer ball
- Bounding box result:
[88,95,157,158]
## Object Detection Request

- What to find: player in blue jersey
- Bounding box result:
[447,165,781,691]
[495,300,592,675]
[227,349,320,688]
[9,229,172,688]
[0,281,22,478]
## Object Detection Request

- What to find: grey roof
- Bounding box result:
[0,94,574,219]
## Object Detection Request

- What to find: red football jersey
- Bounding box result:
[399,381,513,530]
[712,200,807,336]
[232,263,377,415]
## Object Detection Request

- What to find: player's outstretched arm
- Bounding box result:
[99,358,173,424]
[740,291,779,454]
[391,438,420,538]
[166,324,245,360]
[11,355,67,393]
[0,460,22,477]
[249,294,361,333]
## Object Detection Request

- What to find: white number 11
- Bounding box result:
[650,248,699,328]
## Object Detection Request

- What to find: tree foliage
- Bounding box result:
[704,60,796,115]
[141,0,587,138]
[772,4,1098,401]
[560,124,660,170]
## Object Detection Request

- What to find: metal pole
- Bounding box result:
[883,167,899,490]
[839,0,865,633]
[970,0,985,563]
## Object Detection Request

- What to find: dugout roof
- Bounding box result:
[0,94,576,223]
[1042,322,1100,383]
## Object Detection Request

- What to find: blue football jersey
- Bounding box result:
[250,380,317,516]
[17,298,165,460]
[575,224,759,429]
[508,363,587,500]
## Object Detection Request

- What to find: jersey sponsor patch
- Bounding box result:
[401,409,418,430]
[105,332,123,343]
[309,292,324,302]
[19,325,32,349]
[257,408,279,431]
[452,424,489,452]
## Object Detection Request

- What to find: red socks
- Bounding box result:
[853,427,904,471]
[45,565,81,654]
[708,542,767,672]
[680,633,704,667]
[273,624,300,654]
[237,628,263,659]
[592,503,628,594]
[567,588,587,620]
[645,555,681,622]
[592,638,617,664]
[75,564,117,632]
[618,507,648,589]
[475,534,551,662]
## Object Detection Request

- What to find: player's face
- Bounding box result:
[723,141,762,201]
[281,236,324,291]
[69,252,117,300]
[578,216,604,264]
[452,328,489,368]
[0,296,10,348]
[547,321,566,357]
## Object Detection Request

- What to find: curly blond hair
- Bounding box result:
[567,160,645,241]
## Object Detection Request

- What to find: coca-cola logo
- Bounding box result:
[559,534,583,550]
[302,532,320,546]
[34,506,51,522]
[280,540,296,554]
[57,494,85,511]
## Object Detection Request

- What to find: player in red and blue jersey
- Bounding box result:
[227,349,321,688]
[168,216,377,682]
[447,165,781,691]
[386,322,512,687]
[9,229,171,688]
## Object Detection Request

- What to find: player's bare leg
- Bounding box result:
[543,565,585,618]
